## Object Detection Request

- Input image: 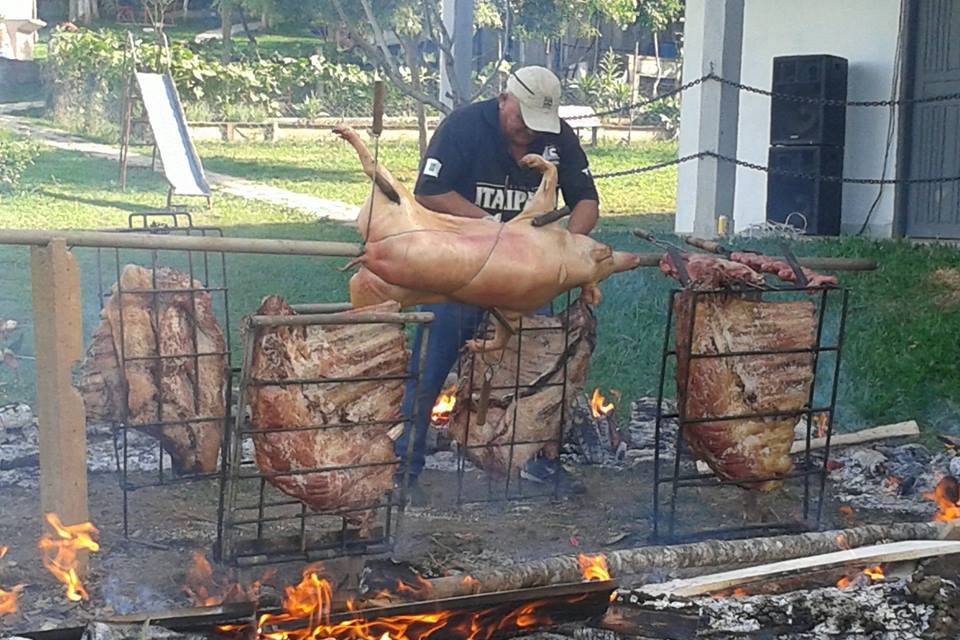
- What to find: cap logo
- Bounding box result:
[542,96,554,108]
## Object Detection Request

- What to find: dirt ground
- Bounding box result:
[0,457,901,636]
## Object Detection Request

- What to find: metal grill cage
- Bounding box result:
[95,211,233,537]
[651,285,849,543]
[217,305,432,567]
[451,291,578,505]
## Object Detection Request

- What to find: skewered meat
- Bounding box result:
[333,125,641,352]
[662,252,834,491]
[447,298,596,475]
[246,297,407,531]
[729,251,838,288]
[77,264,227,474]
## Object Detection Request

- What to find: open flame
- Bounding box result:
[836,564,885,590]
[589,389,614,419]
[924,476,960,521]
[577,554,611,581]
[37,513,100,602]
[813,414,829,438]
[184,551,271,607]
[0,546,21,617]
[245,558,615,640]
[431,385,457,425]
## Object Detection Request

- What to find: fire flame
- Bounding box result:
[924,476,960,522]
[431,385,457,425]
[813,414,829,439]
[37,513,100,602]
[254,566,568,640]
[0,546,21,617]
[836,564,885,589]
[577,554,611,581]
[589,389,615,419]
[184,551,271,607]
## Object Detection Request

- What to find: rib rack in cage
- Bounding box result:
[95,211,233,538]
[452,291,582,504]
[217,305,433,567]
[651,284,849,543]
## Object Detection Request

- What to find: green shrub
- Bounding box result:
[0,137,40,193]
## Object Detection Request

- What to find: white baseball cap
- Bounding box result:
[506,66,562,134]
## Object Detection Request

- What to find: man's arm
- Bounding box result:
[567,198,599,235]
[415,192,490,219]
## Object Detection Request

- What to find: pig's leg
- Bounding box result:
[332,125,409,205]
[465,309,521,353]
[581,283,602,305]
[508,154,558,225]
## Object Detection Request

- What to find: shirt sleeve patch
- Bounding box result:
[423,158,443,178]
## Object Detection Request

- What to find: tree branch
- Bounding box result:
[331,0,451,115]
[470,55,508,102]
[357,0,402,80]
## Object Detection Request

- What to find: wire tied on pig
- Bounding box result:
[332,125,642,352]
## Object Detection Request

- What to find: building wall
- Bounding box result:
[677,0,905,236]
[0,0,35,20]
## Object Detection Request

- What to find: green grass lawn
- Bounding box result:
[1,137,958,439]
[194,138,680,215]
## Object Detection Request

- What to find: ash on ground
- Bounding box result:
[828,441,954,518]
[623,571,960,639]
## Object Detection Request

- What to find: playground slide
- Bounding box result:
[135,72,211,197]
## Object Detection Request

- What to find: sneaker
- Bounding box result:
[520,456,557,484]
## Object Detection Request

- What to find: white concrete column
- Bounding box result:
[675,0,744,237]
[439,0,474,108]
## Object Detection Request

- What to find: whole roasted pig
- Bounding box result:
[447,298,596,475]
[661,252,833,491]
[246,297,407,531]
[78,264,228,474]
[333,125,641,352]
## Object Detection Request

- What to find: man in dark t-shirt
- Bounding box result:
[395,66,599,501]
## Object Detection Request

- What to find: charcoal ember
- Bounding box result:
[81,622,205,640]
[0,403,32,431]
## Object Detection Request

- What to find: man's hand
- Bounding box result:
[567,199,599,235]
[415,192,490,219]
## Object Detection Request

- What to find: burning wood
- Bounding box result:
[77,264,228,474]
[925,476,960,521]
[183,551,272,607]
[578,554,611,582]
[37,513,100,602]
[836,564,885,590]
[589,389,614,419]
[0,546,21,617]
[431,385,457,426]
[228,562,614,640]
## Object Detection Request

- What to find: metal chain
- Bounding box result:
[564,72,960,123]
[592,150,960,185]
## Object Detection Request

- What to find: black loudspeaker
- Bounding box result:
[770,55,848,146]
[766,146,843,236]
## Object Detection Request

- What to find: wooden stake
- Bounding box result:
[31,239,89,569]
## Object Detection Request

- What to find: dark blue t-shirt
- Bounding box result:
[414,99,598,222]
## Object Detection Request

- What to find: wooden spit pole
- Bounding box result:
[0,229,877,270]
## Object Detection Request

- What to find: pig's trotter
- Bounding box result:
[466,309,519,353]
[581,283,602,306]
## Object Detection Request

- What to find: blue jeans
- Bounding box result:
[396,303,487,481]
[395,302,553,481]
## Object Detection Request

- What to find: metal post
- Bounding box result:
[439,0,474,108]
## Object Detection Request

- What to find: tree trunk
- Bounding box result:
[652,32,663,97]
[403,35,428,159]
[183,0,190,17]
[220,1,233,64]
[422,521,952,599]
